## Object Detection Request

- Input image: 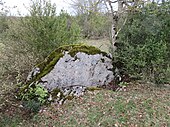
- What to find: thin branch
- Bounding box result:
[103,0,109,12]
[106,0,115,18]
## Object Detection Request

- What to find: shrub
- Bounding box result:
[20,83,48,104]
[8,0,81,58]
[0,0,81,79]
[19,83,49,112]
[117,2,170,84]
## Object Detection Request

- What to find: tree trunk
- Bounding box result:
[107,0,123,52]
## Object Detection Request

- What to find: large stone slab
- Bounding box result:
[22,44,114,98]
[41,52,113,90]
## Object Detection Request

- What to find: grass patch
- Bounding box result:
[79,38,111,53]
[1,82,169,126]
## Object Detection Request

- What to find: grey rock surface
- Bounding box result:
[41,52,114,92]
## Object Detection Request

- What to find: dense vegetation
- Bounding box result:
[69,0,170,84]
[117,2,170,84]
[8,0,81,58]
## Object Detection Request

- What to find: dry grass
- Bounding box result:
[79,38,112,53]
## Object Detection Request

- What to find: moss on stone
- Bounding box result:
[50,88,63,100]
[36,44,108,81]
[34,44,107,82]
[68,44,108,57]
[19,44,109,94]
[65,95,74,100]
[51,88,74,102]
[86,86,102,91]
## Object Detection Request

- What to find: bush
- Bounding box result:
[20,83,48,104]
[117,2,170,84]
[18,83,49,113]
[0,0,81,86]
[8,0,81,58]
[0,0,81,79]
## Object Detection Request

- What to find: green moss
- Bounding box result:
[19,44,109,94]
[36,44,107,81]
[51,88,61,94]
[50,88,64,100]
[36,53,64,80]
[51,88,74,103]
[68,45,108,57]
[65,95,74,100]
[86,87,102,91]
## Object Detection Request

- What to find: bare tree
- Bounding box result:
[70,0,148,50]
[70,0,105,15]
[70,0,108,38]
[70,0,126,49]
